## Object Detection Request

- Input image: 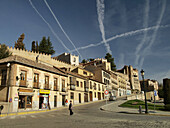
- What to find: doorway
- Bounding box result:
[79,93,81,103]
[62,95,65,106]
[89,91,93,101]
[54,96,57,107]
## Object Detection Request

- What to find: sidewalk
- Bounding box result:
[100,100,170,116]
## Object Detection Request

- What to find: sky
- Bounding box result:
[0,0,170,83]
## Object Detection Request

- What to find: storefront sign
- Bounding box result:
[19,88,33,92]
[19,92,34,96]
[39,89,50,94]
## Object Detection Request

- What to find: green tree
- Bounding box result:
[81,59,87,64]
[14,33,26,50]
[88,58,94,62]
[39,36,55,55]
[0,44,12,59]
[105,53,116,71]
[31,41,36,52]
[36,41,39,53]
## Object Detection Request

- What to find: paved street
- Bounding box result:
[0,100,170,128]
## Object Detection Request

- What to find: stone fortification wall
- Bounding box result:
[7,46,77,70]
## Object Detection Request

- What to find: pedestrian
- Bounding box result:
[69,100,73,115]
[0,105,4,115]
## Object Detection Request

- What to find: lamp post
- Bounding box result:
[140,69,148,114]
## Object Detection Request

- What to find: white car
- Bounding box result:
[109,96,117,101]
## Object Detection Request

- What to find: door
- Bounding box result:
[89,91,93,101]
[39,97,44,109]
[84,93,88,102]
[79,93,81,103]
[54,96,57,107]
[98,92,101,100]
[62,95,65,106]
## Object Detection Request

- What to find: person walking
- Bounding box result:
[69,100,73,115]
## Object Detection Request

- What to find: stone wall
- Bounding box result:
[7,46,78,70]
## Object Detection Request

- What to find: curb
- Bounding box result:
[100,106,170,117]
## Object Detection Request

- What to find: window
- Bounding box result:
[70,92,74,99]
[73,57,76,62]
[76,81,79,87]
[62,79,65,89]
[98,84,100,91]
[54,78,58,90]
[83,71,87,75]
[1,70,7,86]
[81,82,83,88]
[95,92,96,98]
[90,82,92,89]
[45,76,49,89]
[33,73,39,88]
[19,96,32,109]
[94,83,96,90]
[20,70,27,86]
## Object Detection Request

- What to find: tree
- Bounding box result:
[81,59,87,64]
[88,58,94,62]
[31,41,36,52]
[14,33,26,50]
[36,41,39,53]
[105,53,116,71]
[39,36,55,55]
[0,44,12,59]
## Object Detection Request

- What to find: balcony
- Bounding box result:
[70,85,76,90]
[44,85,50,90]
[54,86,59,91]
[33,82,39,89]
[62,87,67,92]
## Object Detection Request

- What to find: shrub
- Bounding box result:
[164,104,170,111]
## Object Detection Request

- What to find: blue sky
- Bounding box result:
[0,0,170,83]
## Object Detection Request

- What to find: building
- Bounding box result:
[163,78,170,105]
[82,58,111,71]
[0,55,68,113]
[116,72,129,97]
[53,53,79,66]
[117,65,141,93]
[140,79,159,101]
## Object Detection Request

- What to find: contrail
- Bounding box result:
[70,24,170,53]
[29,0,71,53]
[135,0,150,66]
[44,0,83,60]
[96,0,112,54]
[139,0,167,69]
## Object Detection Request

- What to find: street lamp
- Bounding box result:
[140,69,148,114]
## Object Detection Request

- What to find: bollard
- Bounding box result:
[139,105,142,114]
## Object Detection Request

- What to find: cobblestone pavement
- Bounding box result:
[0,100,170,128]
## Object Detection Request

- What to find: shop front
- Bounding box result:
[39,89,50,109]
[18,88,34,109]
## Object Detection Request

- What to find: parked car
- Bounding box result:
[109,96,117,101]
